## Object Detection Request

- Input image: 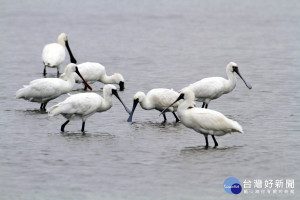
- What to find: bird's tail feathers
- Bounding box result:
[47,103,69,116]
[231,120,243,133]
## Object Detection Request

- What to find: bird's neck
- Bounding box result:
[225,70,237,93]
[101,74,116,84]
[177,99,193,114]
[57,38,65,47]
[101,93,113,111]
[140,97,153,110]
[60,73,76,90]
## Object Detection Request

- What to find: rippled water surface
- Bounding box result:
[1,1,300,199]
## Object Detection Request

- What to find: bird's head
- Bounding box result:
[112,73,125,91]
[227,62,238,73]
[133,92,145,103]
[60,63,92,90]
[227,62,252,89]
[126,91,146,122]
[104,84,118,96]
[58,33,68,42]
[104,84,131,114]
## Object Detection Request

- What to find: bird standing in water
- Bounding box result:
[160,87,243,148]
[42,33,77,76]
[15,63,92,111]
[48,84,131,132]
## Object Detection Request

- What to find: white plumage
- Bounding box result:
[185,62,252,108]
[74,62,125,91]
[16,63,92,110]
[161,88,243,148]
[48,84,130,132]
[127,88,182,123]
[42,33,77,75]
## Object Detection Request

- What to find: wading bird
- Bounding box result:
[48,84,131,132]
[185,62,252,108]
[127,88,181,123]
[42,33,77,76]
[74,62,125,91]
[16,63,92,111]
[160,88,243,148]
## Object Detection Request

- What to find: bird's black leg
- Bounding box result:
[43,66,46,76]
[61,120,70,132]
[205,104,208,109]
[57,68,60,77]
[162,114,167,123]
[212,135,218,147]
[205,135,209,149]
[83,84,87,91]
[172,112,180,123]
[202,102,205,108]
[81,121,85,132]
[40,103,44,111]
[42,102,48,111]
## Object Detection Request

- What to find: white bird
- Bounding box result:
[127,88,182,123]
[42,33,77,76]
[185,62,252,108]
[47,84,131,132]
[16,63,92,111]
[74,62,125,91]
[160,87,243,148]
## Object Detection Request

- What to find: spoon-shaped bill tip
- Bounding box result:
[234,68,252,90]
[126,99,139,122]
[127,114,133,122]
[246,82,252,89]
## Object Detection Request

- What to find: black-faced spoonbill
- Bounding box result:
[74,62,125,91]
[47,84,131,132]
[160,88,243,148]
[127,88,182,123]
[42,33,77,76]
[15,63,92,111]
[186,62,252,108]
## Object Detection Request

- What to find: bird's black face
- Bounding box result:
[177,93,185,101]
[127,99,139,122]
[112,89,131,114]
[112,89,118,96]
[119,81,125,91]
[75,67,92,91]
[232,66,238,73]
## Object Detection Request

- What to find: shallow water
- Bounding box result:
[0,0,299,199]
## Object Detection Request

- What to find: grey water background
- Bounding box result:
[0,0,299,199]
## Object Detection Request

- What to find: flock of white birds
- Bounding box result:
[15,33,252,148]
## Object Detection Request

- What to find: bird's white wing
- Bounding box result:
[187,108,242,133]
[189,77,226,99]
[19,78,66,99]
[48,93,101,116]
[75,62,105,82]
[42,43,65,66]
[149,89,180,108]
[159,90,180,107]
